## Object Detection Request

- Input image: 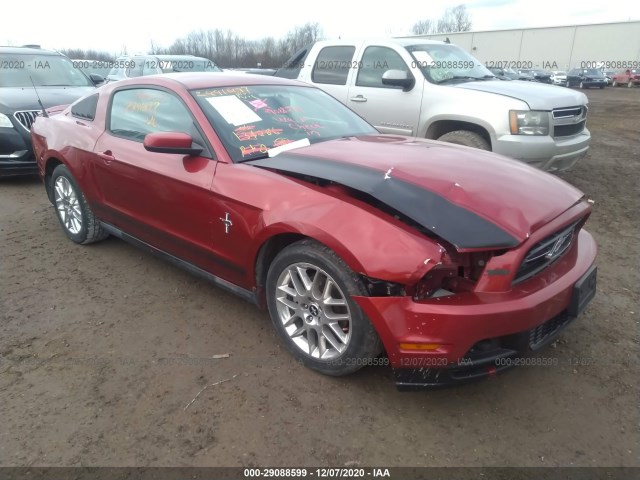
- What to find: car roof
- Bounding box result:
[0,46,62,55]
[107,72,305,90]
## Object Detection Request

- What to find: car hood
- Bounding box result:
[248,135,585,250]
[0,86,95,112]
[453,81,586,110]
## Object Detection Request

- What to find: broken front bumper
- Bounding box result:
[353,230,597,391]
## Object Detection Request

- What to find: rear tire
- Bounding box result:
[51,164,108,245]
[266,239,383,376]
[437,130,490,151]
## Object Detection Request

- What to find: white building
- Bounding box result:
[397,20,640,71]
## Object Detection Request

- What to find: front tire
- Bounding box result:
[437,130,490,151]
[51,164,108,244]
[266,239,382,376]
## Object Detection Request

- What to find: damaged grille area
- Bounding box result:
[514,221,579,284]
[13,110,41,131]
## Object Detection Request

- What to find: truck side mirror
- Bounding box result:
[382,70,415,91]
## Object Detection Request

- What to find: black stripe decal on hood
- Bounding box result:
[248,154,519,249]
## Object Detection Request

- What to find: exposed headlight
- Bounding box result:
[509,110,549,135]
[0,113,14,128]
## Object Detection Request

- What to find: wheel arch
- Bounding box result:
[44,156,65,204]
[424,118,493,150]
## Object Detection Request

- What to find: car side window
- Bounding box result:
[109,88,196,141]
[71,94,99,121]
[126,58,144,78]
[356,46,410,88]
[311,46,356,85]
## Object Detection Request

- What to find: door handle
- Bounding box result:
[97,150,115,164]
[349,95,367,103]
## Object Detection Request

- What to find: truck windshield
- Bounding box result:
[0,54,93,87]
[405,44,495,84]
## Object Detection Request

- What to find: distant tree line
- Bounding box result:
[148,22,323,68]
[58,48,115,62]
[56,8,473,69]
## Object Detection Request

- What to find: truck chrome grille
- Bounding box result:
[514,221,579,284]
[552,106,587,137]
[13,110,41,131]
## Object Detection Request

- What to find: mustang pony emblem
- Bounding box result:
[220,212,233,234]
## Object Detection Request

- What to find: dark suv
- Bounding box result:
[0,46,100,176]
[567,68,607,89]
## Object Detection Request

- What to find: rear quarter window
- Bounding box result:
[71,94,99,120]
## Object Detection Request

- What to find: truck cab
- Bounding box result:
[275,39,591,172]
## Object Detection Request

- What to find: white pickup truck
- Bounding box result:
[273,38,591,172]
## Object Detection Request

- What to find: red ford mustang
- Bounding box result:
[31,73,597,390]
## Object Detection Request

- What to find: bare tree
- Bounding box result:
[411,20,434,35]
[437,5,472,33]
[282,22,324,54]
[59,48,114,61]
[413,4,472,35]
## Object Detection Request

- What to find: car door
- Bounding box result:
[347,45,424,136]
[91,86,222,273]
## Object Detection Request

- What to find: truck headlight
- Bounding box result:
[0,113,14,128]
[509,110,549,135]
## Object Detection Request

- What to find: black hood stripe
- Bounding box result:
[248,154,519,250]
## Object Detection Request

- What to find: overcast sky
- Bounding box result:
[3,0,639,54]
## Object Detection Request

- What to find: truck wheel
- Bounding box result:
[437,130,490,151]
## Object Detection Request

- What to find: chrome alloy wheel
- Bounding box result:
[275,263,352,360]
[54,176,82,234]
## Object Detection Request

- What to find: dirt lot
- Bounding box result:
[0,87,638,469]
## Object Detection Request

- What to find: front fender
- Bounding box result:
[252,196,446,286]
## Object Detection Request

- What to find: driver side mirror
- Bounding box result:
[381,70,415,91]
[143,132,203,156]
[89,73,105,85]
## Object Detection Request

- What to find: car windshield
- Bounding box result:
[583,69,604,77]
[192,84,377,162]
[159,59,221,73]
[405,44,494,83]
[0,53,93,87]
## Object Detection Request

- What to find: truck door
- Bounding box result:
[347,46,424,136]
[301,45,357,104]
